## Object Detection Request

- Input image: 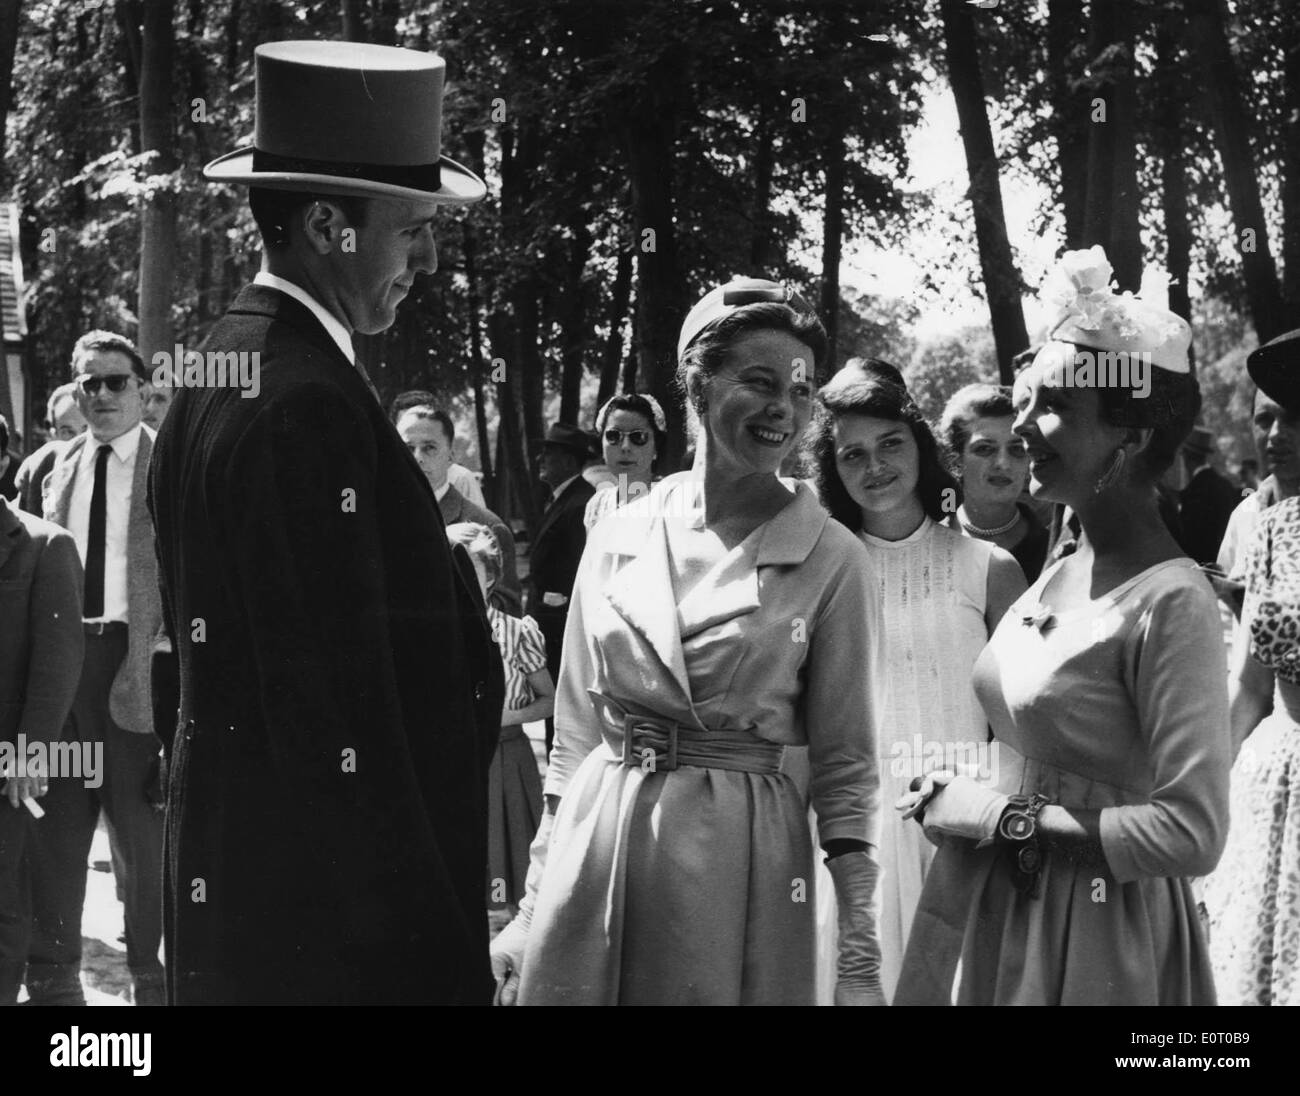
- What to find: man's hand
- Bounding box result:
[3,772,49,810]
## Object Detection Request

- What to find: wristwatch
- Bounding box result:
[997,793,1049,897]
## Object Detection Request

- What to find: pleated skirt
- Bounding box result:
[518,744,816,1005]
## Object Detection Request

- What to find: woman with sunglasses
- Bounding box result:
[1203,328,1300,1006]
[939,383,1050,582]
[584,394,668,530]
[490,278,886,1005]
[806,358,1026,1000]
[893,248,1229,1005]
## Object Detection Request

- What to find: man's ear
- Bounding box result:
[300,200,351,256]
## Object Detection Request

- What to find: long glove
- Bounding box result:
[489,807,555,1006]
[825,850,887,1006]
[913,773,1008,847]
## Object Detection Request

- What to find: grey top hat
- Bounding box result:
[203,41,485,205]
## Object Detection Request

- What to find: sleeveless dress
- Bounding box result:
[485,606,547,908]
[1205,495,1300,1005]
[895,558,1230,1004]
[517,475,884,1005]
[856,517,995,1000]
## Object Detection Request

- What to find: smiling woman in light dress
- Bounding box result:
[489,278,887,1005]
[894,248,1229,1005]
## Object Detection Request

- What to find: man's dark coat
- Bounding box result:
[524,474,595,674]
[1179,464,1244,566]
[148,285,503,1005]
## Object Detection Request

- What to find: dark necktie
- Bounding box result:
[352,356,383,407]
[84,443,111,619]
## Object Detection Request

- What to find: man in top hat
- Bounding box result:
[148,41,503,1005]
[1178,426,1241,566]
[526,423,595,753]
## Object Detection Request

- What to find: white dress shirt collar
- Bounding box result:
[434,481,451,503]
[79,422,144,469]
[254,271,356,365]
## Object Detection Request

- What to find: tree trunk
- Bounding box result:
[557,218,592,425]
[490,310,540,537]
[224,0,240,82]
[941,0,1028,384]
[463,220,493,497]
[750,91,778,272]
[1154,20,1193,330]
[819,111,846,377]
[596,249,634,410]
[621,304,639,395]
[1083,0,1141,290]
[1280,23,1300,313]
[1046,0,1088,248]
[623,85,685,468]
[340,0,364,40]
[0,0,21,189]
[1187,0,1286,341]
[138,0,176,363]
[187,0,213,328]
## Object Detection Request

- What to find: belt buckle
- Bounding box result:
[621,713,679,773]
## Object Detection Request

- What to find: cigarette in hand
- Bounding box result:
[22,796,44,819]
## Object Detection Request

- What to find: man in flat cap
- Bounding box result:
[148,41,503,1005]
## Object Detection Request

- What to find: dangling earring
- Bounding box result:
[1094,448,1127,494]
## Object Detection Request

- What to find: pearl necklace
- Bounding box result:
[958,504,1020,538]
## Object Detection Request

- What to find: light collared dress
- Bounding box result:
[895,558,1230,1005]
[518,473,884,1005]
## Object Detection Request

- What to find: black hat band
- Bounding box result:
[252,149,442,192]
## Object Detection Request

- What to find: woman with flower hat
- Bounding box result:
[893,247,1230,1005]
[1203,327,1300,1006]
[489,278,887,1005]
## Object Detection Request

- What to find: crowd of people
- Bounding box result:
[2,39,1297,1008]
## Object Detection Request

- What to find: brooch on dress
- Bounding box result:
[1020,604,1055,632]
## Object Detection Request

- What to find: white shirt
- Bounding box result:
[434,481,451,504]
[68,424,148,624]
[447,463,485,507]
[1217,490,1264,582]
[254,271,355,366]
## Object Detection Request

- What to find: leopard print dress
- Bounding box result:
[1205,495,1300,1006]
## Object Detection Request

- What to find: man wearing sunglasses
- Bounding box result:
[28,329,165,1006]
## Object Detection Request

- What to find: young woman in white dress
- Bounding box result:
[807,358,1025,1000]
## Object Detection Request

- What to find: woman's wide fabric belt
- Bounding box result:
[589,692,783,775]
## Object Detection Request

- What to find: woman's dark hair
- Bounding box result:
[807,358,959,532]
[1067,341,1202,480]
[676,302,828,416]
[595,393,668,469]
[938,383,1015,474]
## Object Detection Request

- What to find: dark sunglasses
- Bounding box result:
[75,373,137,396]
[603,429,651,447]
[722,283,814,314]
